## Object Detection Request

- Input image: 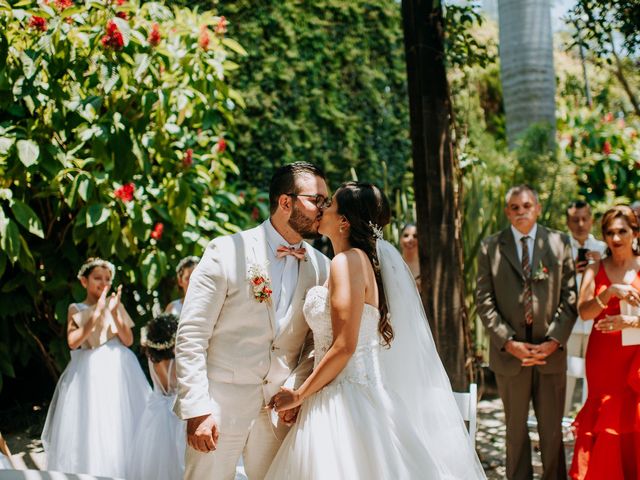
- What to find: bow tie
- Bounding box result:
[276,245,307,260]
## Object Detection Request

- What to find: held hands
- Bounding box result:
[595,314,640,333]
[267,387,303,413]
[606,284,640,306]
[505,340,558,367]
[108,284,122,318]
[186,413,219,453]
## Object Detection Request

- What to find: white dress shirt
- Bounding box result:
[570,233,607,334]
[263,219,302,333]
[511,224,537,265]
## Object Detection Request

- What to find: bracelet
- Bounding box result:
[595,294,606,309]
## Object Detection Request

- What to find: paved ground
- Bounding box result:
[3,394,578,478]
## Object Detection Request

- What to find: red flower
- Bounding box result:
[251,206,260,221]
[252,276,264,285]
[101,20,124,50]
[151,222,164,240]
[29,16,48,32]
[148,23,161,47]
[215,138,226,154]
[116,11,128,20]
[263,287,272,296]
[114,183,135,202]
[603,112,614,123]
[54,0,73,10]
[215,16,228,35]
[116,0,126,4]
[602,140,612,156]
[183,148,193,167]
[198,26,210,50]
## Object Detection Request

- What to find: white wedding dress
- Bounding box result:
[266,241,486,479]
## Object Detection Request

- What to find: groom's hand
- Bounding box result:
[186,413,219,453]
[278,406,300,426]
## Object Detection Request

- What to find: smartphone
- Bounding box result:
[577,248,589,263]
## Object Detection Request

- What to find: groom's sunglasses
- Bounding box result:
[287,193,332,209]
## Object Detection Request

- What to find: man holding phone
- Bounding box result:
[564,201,606,415]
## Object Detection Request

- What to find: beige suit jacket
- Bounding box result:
[476,225,577,376]
[173,224,330,430]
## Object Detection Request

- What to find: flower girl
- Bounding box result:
[128,313,186,480]
[165,256,199,315]
[41,257,150,477]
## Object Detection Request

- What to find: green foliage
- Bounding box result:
[559,106,640,208]
[568,0,640,56]
[0,0,248,390]
[216,0,411,192]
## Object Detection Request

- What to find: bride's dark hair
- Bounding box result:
[335,181,393,346]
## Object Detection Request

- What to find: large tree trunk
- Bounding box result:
[401,0,469,391]
[498,0,556,147]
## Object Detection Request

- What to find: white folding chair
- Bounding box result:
[453,383,478,449]
[567,355,587,405]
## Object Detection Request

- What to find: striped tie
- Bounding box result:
[521,236,533,327]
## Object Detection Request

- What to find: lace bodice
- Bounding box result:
[303,286,383,386]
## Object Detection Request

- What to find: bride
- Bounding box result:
[265,182,486,479]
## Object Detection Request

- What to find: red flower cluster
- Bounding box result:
[603,112,614,123]
[114,183,135,202]
[215,16,228,35]
[101,20,124,50]
[251,207,260,221]
[151,222,164,240]
[148,23,161,47]
[116,0,126,4]
[55,0,73,10]
[116,11,129,20]
[602,140,612,156]
[29,16,48,32]
[183,148,193,167]
[198,26,210,50]
[215,138,226,154]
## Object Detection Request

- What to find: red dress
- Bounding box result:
[570,264,640,479]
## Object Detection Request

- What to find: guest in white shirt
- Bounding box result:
[564,200,606,415]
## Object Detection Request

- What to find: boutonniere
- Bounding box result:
[248,262,272,303]
[532,261,549,281]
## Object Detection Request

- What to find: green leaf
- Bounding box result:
[222,38,248,56]
[11,200,44,238]
[140,249,167,290]
[16,139,39,167]
[86,204,111,228]
[0,252,6,278]
[76,174,93,202]
[0,219,21,264]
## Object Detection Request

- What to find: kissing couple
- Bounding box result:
[173,162,486,479]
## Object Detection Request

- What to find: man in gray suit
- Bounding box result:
[476,185,577,480]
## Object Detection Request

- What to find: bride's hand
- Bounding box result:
[269,387,302,412]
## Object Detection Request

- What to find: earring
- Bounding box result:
[339,226,343,233]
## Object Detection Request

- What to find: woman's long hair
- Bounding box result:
[601,205,640,256]
[335,181,393,346]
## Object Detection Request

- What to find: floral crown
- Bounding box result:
[368,221,383,240]
[77,258,115,280]
[140,326,176,351]
[176,255,200,275]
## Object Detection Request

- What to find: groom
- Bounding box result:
[174,162,331,479]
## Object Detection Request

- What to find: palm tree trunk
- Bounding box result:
[498,0,556,147]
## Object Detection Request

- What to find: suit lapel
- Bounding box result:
[248,225,278,337]
[532,226,551,274]
[499,228,524,278]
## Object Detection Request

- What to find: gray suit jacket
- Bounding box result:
[476,224,577,376]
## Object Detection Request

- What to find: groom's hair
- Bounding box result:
[269,162,326,214]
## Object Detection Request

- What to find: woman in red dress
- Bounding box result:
[570,205,640,479]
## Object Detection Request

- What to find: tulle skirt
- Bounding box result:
[127,391,186,480]
[265,379,457,480]
[41,338,150,478]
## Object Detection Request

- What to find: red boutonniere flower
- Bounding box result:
[248,263,272,303]
[532,261,549,281]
